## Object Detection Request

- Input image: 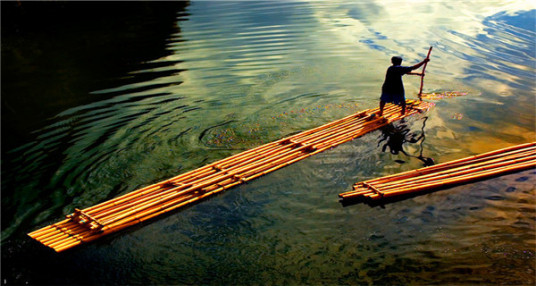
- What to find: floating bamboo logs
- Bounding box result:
[339,142,536,202]
[28,100,433,252]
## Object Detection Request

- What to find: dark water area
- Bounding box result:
[2,1,185,151]
[2,1,535,285]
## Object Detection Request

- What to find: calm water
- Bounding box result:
[2,1,535,285]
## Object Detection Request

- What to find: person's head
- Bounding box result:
[391,56,403,66]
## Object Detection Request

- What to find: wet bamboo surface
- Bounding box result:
[28,100,433,252]
[339,142,536,202]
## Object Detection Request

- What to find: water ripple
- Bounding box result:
[2,2,535,285]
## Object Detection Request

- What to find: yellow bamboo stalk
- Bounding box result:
[28,225,57,238]
[373,150,536,191]
[84,111,383,231]
[340,144,535,200]
[31,222,78,241]
[89,103,410,221]
[367,159,535,199]
[80,103,405,218]
[293,104,398,143]
[364,142,535,185]
[376,157,536,195]
[350,156,535,200]
[29,100,432,252]
[102,147,307,226]
[339,144,535,198]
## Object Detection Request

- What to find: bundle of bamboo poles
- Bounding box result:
[339,142,535,202]
[28,100,433,252]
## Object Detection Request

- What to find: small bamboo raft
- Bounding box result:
[339,142,536,202]
[28,100,433,252]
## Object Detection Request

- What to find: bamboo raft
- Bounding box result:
[28,100,433,252]
[339,142,536,202]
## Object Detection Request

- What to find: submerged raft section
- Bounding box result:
[339,142,535,202]
[28,100,432,252]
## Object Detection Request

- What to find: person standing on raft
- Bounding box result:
[378,56,430,116]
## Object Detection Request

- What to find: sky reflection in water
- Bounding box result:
[1,1,535,285]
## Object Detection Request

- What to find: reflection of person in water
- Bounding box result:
[379,56,430,116]
[378,117,434,166]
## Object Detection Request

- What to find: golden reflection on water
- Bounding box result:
[2,0,535,284]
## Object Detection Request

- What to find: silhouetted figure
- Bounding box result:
[379,56,429,116]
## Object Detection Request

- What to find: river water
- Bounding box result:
[2,1,535,285]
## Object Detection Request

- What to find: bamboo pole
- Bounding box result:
[46,100,416,232]
[352,155,535,199]
[377,156,535,194]
[72,108,393,232]
[85,102,412,219]
[372,150,536,191]
[340,144,535,201]
[83,104,402,216]
[366,159,535,199]
[29,100,432,252]
[353,142,535,187]
[99,145,310,227]
[30,222,79,241]
[367,149,535,193]
[342,149,535,199]
[91,141,306,223]
[86,100,422,232]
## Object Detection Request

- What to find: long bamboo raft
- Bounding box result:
[339,142,536,202]
[28,100,433,252]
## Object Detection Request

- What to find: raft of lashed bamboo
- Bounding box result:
[28,100,433,252]
[339,142,536,202]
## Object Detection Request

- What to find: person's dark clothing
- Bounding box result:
[380,65,413,105]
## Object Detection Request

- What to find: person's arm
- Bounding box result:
[407,58,430,75]
[411,58,430,70]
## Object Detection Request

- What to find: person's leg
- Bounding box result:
[401,101,406,115]
[379,100,385,116]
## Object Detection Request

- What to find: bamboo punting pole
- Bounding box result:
[28,100,432,252]
[340,142,535,201]
[418,46,433,99]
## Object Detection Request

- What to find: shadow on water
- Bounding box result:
[341,116,436,208]
[377,116,435,167]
